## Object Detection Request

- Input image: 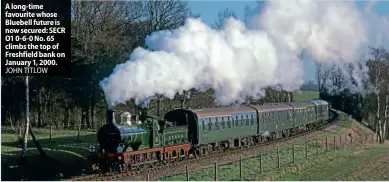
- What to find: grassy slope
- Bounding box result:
[275,146,389,181]
[162,113,387,181]
[1,127,97,180]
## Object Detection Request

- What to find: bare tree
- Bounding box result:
[146,0,192,33]
[368,47,389,143]
[20,76,30,161]
[213,8,238,29]
[316,63,335,93]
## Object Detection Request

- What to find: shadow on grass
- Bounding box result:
[1,133,97,180]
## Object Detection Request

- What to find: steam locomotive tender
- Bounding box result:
[90,100,330,172]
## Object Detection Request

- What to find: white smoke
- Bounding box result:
[100,0,372,107]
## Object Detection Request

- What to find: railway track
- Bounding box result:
[70,109,340,181]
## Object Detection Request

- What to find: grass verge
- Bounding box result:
[1,127,97,180]
[161,114,378,181]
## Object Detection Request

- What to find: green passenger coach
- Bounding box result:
[252,103,293,139]
[311,100,330,121]
[193,107,257,153]
[162,100,330,156]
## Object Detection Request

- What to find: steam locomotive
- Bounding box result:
[88,100,330,172]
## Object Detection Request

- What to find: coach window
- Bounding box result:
[208,118,212,131]
[215,117,220,130]
[251,115,255,125]
[268,113,270,122]
[241,115,244,127]
[286,111,290,121]
[227,117,231,128]
[245,115,249,126]
[263,113,266,123]
[268,113,270,123]
[267,113,270,123]
[202,119,206,130]
[235,116,239,127]
[221,117,226,129]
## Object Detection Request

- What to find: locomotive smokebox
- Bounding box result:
[106,109,116,125]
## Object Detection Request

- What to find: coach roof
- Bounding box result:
[251,103,293,112]
[190,107,256,118]
[287,101,315,109]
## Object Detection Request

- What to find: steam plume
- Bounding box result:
[100,0,373,107]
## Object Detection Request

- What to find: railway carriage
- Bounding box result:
[287,101,317,131]
[252,103,294,140]
[311,100,329,122]
[90,99,331,173]
[164,107,258,155]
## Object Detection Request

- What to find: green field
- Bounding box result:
[294,91,319,101]
[1,127,97,180]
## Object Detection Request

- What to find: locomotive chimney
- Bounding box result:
[107,109,116,125]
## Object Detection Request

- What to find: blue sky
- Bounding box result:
[188,1,389,82]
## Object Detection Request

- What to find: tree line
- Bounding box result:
[1,1,388,143]
[318,47,389,143]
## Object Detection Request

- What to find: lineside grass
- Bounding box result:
[1,126,97,180]
[274,146,389,181]
[162,144,366,181]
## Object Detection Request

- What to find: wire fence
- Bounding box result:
[158,132,378,181]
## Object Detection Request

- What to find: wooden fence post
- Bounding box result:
[316,140,319,155]
[240,157,243,180]
[333,135,336,151]
[292,145,295,163]
[277,148,280,168]
[325,137,328,151]
[186,165,189,181]
[260,151,263,174]
[340,135,342,149]
[305,141,308,159]
[214,162,218,181]
[372,133,374,143]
